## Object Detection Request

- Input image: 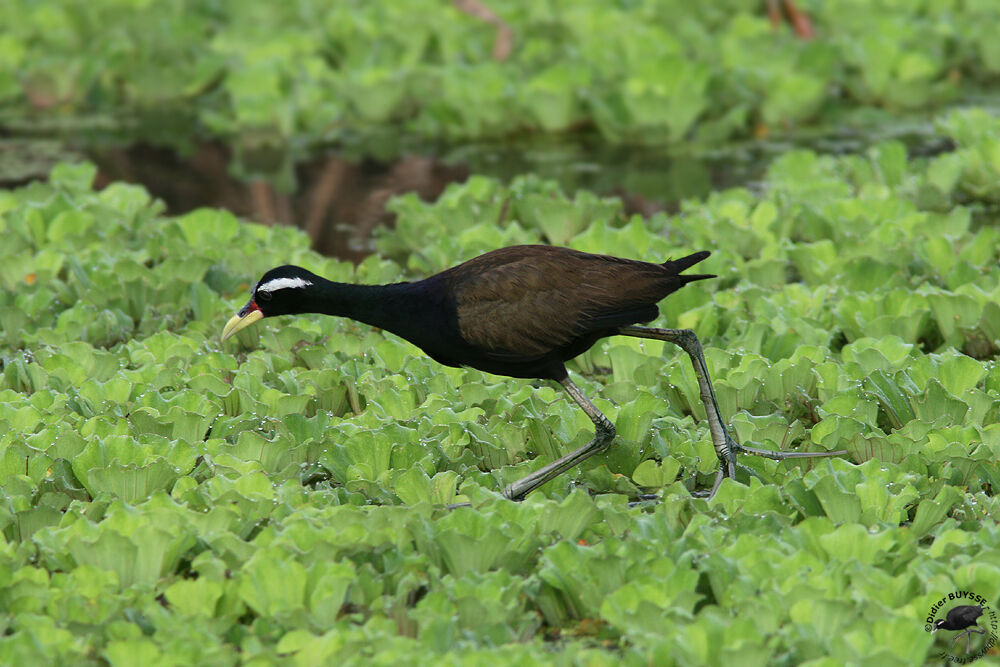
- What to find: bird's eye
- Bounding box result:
[257,290,272,302]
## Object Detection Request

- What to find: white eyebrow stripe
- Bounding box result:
[257,277,313,293]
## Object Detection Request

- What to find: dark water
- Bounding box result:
[0,112,955,261]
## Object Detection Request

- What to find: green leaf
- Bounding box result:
[84,460,182,503]
[910,485,964,538]
[631,459,680,489]
[238,547,307,618]
[307,560,355,629]
[163,579,225,618]
[537,490,601,541]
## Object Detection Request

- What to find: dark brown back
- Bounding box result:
[437,245,709,359]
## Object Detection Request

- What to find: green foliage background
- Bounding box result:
[5,0,1000,182]
[1,108,1000,663]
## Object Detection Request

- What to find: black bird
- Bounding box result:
[932,604,986,654]
[221,245,844,499]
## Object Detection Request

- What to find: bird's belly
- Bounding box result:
[413,337,564,380]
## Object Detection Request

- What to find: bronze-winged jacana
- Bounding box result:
[932,604,986,654]
[221,245,844,499]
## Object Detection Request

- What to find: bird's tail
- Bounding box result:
[664,250,714,283]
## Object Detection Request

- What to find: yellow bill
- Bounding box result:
[221,308,263,342]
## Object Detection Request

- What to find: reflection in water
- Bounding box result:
[2,123,955,262]
[92,142,469,261]
[87,137,781,260]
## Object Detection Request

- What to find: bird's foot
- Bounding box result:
[502,485,524,502]
[951,626,986,654]
[502,477,536,502]
[723,435,847,466]
[738,443,848,462]
[708,435,846,498]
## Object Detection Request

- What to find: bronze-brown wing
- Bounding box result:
[448,247,672,360]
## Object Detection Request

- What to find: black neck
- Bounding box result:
[311,279,420,334]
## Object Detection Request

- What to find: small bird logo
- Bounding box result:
[932,604,986,654]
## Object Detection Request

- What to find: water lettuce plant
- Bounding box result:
[5,0,1000,185]
[1,109,1000,662]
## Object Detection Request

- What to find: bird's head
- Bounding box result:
[931,619,948,633]
[221,265,321,341]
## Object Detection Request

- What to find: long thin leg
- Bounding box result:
[618,326,846,488]
[503,376,615,501]
[952,626,985,654]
